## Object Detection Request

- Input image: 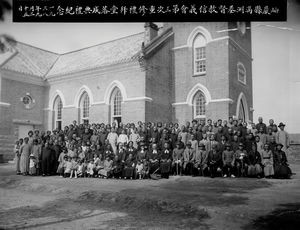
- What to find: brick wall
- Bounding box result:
[145,34,174,123]
[0,73,46,136]
[46,62,146,128]
[172,23,231,124]
[228,24,253,121]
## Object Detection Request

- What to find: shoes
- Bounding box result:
[231,174,235,178]
[74,176,77,178]
[223,174,227,178]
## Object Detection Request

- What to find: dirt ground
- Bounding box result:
[0,163,299,230]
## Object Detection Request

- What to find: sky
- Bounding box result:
[1,12,147,53]
[1,1,300,133]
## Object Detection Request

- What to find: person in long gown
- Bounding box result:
[273,143,292,179]
[20,137,31,175]
[148,143,161,175]
[261,143,274,178]
[31,139,42,176]
[247,142,263,178]
[14,139,23,175]
[122,153,135,179]
[99,156,113,178]
[160,143,172,179]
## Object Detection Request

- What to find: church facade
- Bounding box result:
[0,22,253,142]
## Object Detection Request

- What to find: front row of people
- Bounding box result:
[53,141,292,180]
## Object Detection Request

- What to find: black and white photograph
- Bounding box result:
[0,0,299,229]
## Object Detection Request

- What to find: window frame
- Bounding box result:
[53,95,63,130]
[237,62,247,85]
[193,34,207,76]
[193,90,206,119]
[80,92,90,122]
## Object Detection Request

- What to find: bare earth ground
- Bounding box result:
[0,163,299,230]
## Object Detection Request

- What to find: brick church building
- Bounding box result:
[0,22,253,148]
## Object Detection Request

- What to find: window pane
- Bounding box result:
[81,93,89,119]
[238,64,246,83]
[113,90,122,116]
[193,91,206,117]
[57,98,62,120]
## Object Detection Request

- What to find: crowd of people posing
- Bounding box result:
[14,117,292,180]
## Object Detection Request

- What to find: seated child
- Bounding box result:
[86,159,95,177]
[136,161,144,179]
[64,157,72,178]
[77,160,84,177]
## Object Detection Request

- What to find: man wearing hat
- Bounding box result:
[193,143,208,176]
[233,143,248,177]
[222,143,235,178]
[207,144,222,178]
[275,122,290,152]
[172,142,184,175]
[273,143,292,179]
[183,141,195,175]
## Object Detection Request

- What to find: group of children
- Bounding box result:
[14,116,292,180]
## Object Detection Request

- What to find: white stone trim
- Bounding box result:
[93,101,106,105]
[49,89,66,110]
[74,85,94,108]
[172,45,188,51]
[236,92,250,122]
[125,97,153,102]
[210,98,234,103]
[63,105,76,108]
[172,102,188,106]
[12,119,42,125]
[103,80,128,105]
[144,31,174,55]
[210,36,230,43]
[0,102,11,107]
[187,26,213,47]
[186,83,212,106]
[172,98,233,106]
[1,69,46,86]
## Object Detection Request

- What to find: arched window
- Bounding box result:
[193,90,206,119]
[237,62,246,84]
[193,34,206,75]
[238,99,246,121]
[79,92,90,124]
[110,87,122,125]
[53,96,63,130]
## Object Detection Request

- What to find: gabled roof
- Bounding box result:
[1,41,59,77]
[0,32,145,78]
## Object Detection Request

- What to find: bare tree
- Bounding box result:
[0,0,15,53]
[0,0,11,21]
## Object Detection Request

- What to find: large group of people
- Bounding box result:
[14,116,292,180]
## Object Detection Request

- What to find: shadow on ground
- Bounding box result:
[244,203,300,230]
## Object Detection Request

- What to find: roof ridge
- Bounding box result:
[44,55,61,78]
[61,31,144,55]
[14,40,60,55]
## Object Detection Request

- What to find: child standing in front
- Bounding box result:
[29,153,36,176]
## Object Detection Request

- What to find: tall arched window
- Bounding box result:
[193,90,206,119]
[193,34,206,75]
[237,62,246,84]
[53,96,63,130]
[79,92,90,124]
[110,87,122,125]
[238,99,246,121]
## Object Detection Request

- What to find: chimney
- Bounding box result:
[144,22,158,45]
